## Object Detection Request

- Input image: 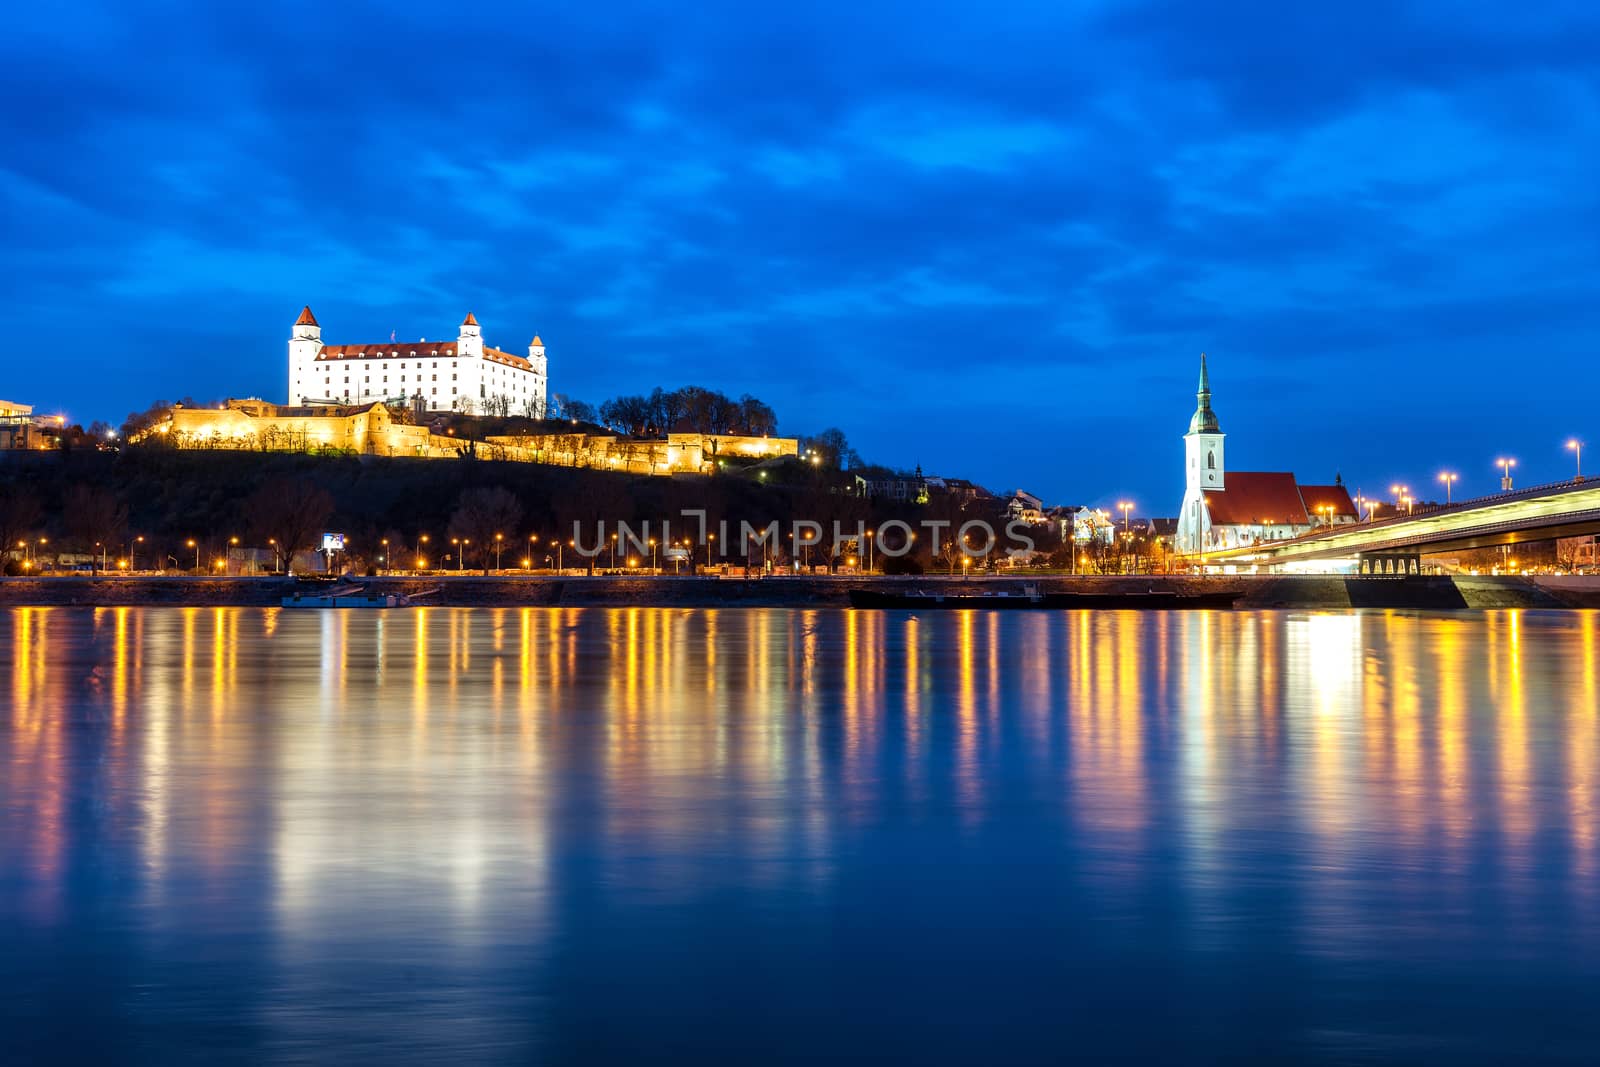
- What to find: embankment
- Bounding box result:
[3,574,1598,609]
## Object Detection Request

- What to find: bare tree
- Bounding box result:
[0,485,43,568]
[64,486,128,573]
[448,487,524,574]
[243,477,335,575]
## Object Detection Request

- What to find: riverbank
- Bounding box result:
[3,573,1599,609]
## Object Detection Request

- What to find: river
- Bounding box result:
[3,607,1597,1063]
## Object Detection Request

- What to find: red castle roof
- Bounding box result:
[295,306,319,327]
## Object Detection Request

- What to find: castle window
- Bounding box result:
[1207,451,1215,469]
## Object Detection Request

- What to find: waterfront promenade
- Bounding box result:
[4,573,1599,609]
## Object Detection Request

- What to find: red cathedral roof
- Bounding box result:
[1203,474,1359,527]
[1203,472,1309,526]
[1299,484,1358,520]
[295,306,319,327]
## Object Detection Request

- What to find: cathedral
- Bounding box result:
[1175,355,1356,556]
[289,307,548,417]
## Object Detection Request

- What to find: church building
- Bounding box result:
[289,307,548,417]
[1175,355,1356,556]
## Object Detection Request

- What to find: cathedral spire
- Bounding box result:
[1188,352,1220,434]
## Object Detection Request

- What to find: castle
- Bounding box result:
[290,307,547,418]
[1175,355,1356,555]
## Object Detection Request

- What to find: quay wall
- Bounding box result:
[2,574,1598,609]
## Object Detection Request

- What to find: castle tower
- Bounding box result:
[288,306,323,404]
[527,335,548,418]
[458,311,483,358]
[1176,353,1225,554]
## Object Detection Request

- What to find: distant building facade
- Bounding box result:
[0,400,57,451]
[290,307,547,417]
[1175,355,1357,555]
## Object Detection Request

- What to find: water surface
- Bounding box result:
[3,607,1598,1063]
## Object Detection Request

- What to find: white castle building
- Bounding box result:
[289,307,547,417]
[1176,354,1356,556]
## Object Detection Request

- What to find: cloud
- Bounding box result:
[2,0,1598,505]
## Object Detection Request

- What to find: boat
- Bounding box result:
[847,584,1241,610]
[281,584,439,609]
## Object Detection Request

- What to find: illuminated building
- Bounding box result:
[290,307,547,417]
[1175,354,1357,554]
[0,400,60,451]
[139,398,797,473]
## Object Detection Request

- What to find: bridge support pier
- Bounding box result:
[1357,552,1421,576]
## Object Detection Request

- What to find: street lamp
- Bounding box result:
[1569,439,1584,481]
[865,529,874,573]
[1497,458,1516,492]
[1438,471,1457,505]
[380,538,389,574]
[1118,500,1134,533]
[494,532,504,571]
[186,538,199,570]
[649,537,657,572]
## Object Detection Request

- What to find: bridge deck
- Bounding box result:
[1207,478,1600,562]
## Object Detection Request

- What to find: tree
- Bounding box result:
[243,477,334,575]
[799,427,858,470]
[64,486,128,573]
[0,484,43,569]
[448,487,524,574]
[738,394,778,436]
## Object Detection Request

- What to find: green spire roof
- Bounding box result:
[1188,352,1221,434]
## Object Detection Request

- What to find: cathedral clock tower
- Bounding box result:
[1176,353,1224,554]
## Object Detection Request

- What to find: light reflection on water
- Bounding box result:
[3,606,1599,1064]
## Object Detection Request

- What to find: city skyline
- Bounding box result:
[5,2,1597,507]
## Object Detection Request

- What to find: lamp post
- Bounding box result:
[1569,439,1584,481]
[706,532,716,569]
[1438,471,1457,506]
[865,529,874,573]
[494,532,504,572]
[528,533,538,570]
[1118,500,1134,534]
[415,534,430,571]
[610,533,617,570]
[650,537,657,572]
[187,538,199,571]
[229,535,239,575]
[1496,458,1516,492]
[380,538,388,574]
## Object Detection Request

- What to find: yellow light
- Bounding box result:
[117,559,128,570]
[416,558,427,569]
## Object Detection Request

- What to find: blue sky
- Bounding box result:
[5,1,1597,510]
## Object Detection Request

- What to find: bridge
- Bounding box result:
[1204,477,1600,569]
